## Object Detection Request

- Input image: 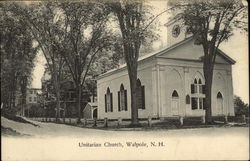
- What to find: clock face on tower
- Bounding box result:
[172,25,180,38]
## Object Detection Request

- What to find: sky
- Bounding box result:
[30,1,249,103]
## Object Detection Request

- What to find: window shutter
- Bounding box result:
[125,90,127,111]
[136,87,141,109]
[191,97,197,110]
[118,91,120,111]
[110,93,113,112]
[186,95,190,104]
[142,86,145,109]
[191,84,195,94]
[202,85,206,94]
[105,94,107,112]
[203,98,206,109]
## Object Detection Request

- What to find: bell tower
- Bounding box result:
[164,6,191,47]
[164,15,189,47]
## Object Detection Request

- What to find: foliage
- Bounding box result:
[0,2,38,111]
[10,2,69,120]
[11,2,117,121]
[56,2,114,122]
[234,96,249,117]
[29,104,45,117]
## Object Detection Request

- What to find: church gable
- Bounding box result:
[157,38,235,64]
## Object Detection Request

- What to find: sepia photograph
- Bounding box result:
[1,0,249,160]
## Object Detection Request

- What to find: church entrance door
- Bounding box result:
[217,98,223,114]
[171,90,179,116]
[171,98,179,116]
[216,92,223,115]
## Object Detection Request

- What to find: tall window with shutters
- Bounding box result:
[191,78,205,110]
[105,87,113,112]
[118,84,127,111]
[136,79,145,109]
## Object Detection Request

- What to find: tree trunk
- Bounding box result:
[128,66,139,126]
[205,81,213,124]
[8,93,11,109]
[63,101,66,123]
[76,83,82,124]
[204,65,214,124]
[11,72,18,109]
[20,76,27,117]
[55,89,61,122]
[53,75,61,122]
[21,91,26,116]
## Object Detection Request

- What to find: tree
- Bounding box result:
[0,2,38,115]
[11,2,67,121]
[170,0,247,124]
[11,1,115,123]
[83,41,123,103]
[234,96,249,117]
[55,2,113,123]
[108,1,157,126]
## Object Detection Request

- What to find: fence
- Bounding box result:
[30,115,248,128]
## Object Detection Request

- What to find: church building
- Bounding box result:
[97,17,235,119]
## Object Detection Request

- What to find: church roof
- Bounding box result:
[97,37,236,80]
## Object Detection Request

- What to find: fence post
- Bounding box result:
[201,115,206,124]
[242,115,246,123]
[69,118,71,124]
[148,116,152,127]
[117,117,122,128]
[179,116,184,126]
[104,117,108,127]
[93,118,97,127]
[83,118,87,126]
[224,115,228,124]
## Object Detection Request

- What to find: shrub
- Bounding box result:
[234,96,249,117]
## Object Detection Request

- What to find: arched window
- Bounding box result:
[198,79,202,84]
[172,90,179,98]
[186,94,190,104]
[105,87,113,112]
[118,84,127,111]
[192,79,198,93]
[136,79,145,109]
[191,78,205,94]
[120,84,124,91]
[198,79,203,93]
[194,78,198,84]
[217,92,223,99]
[191,77,205,110]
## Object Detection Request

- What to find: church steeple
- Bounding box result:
[164,15,188,47]
[161,1,194,49]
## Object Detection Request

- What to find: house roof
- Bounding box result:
[216,48,236,64]
[84,102,98,109]
[97,37,236,80]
